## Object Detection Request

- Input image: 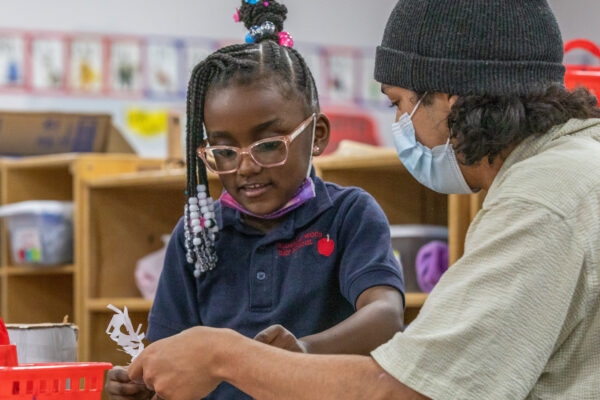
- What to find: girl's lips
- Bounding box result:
[239,183,272,198]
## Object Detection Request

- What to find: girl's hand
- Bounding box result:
[105,366,154,400]
[254,324,308,353]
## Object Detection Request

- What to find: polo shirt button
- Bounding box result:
[256,271,267,280]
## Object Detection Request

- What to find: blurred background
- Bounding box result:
[0,0,595,157]
[0,0,598,379]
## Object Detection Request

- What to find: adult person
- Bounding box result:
[128,1,600,399]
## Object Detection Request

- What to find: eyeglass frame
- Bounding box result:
[197,113,317,175]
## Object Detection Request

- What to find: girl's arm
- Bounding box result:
[254,285,404,355]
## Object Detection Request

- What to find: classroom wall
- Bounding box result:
[549,0,600,64]
[549,0,600,43]
[0,0,399,156]
[0,0,597,157]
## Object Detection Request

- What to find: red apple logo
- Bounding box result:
[317,235,335,256]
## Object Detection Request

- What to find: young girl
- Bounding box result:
[106,1,404,399]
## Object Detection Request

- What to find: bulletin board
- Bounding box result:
[0,28,389,108]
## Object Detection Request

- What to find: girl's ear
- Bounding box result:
[312,113,330,156]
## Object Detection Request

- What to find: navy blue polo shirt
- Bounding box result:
[147,174,404,400]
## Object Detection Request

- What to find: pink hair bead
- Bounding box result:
[278,31,294,47]
[233,8,240,22]
[264,2,269,5]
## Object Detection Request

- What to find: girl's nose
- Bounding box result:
[237,152,262,176]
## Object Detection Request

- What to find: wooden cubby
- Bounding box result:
[0,150,482,371]
[314,151,447,226]
[79,169,222,361]
[79,149,481,366]
[0,154,164,330]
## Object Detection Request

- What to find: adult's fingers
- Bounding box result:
[128,352,145,384]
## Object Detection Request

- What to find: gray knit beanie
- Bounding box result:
[375,0,565,96]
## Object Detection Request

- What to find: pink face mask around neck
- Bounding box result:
[219,177,316,220]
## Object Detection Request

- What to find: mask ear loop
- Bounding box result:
[306,113,317,178]
[409,92,426,119]
[444,130,453,151]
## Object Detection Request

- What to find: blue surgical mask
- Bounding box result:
[392,97,474,194]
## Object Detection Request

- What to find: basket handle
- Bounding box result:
[564,39,600,61]
[0,318,8,346]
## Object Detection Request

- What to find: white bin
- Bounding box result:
[6,323,78,363]
[0,201,74,266]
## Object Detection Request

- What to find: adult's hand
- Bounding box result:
[128,326,238,400]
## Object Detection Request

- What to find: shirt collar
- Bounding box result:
[486,118,600,203]
[215,166,333,236]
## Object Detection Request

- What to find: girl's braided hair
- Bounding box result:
[184,0,319,274]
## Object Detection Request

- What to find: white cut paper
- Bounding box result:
[106,304,145,361]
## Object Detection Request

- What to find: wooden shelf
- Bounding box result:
[315,149,402,170]
[0,154,79,169]
[2,265,75,276]
[0,154,165,329]
[77,152,480,363]
[2,274,73,324]
[405,292,428,308]
[87,298,153,312]
[85,168,187,189]
[0,153,157,170]
[316,152,447,226]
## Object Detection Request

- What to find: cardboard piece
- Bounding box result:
[6,323,78,363]
[0,111,135,156]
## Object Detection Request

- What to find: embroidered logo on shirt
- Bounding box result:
[277,231,324,256]
[317,235,335,257]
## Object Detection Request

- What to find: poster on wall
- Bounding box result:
[69,37,104,93]
[31,36,66,91]
[323,49,359,103]
[360,54,387,107]
[0,34,25,88]
[295,45,323,98]
[185,41,214,77]
[146,40,182,98]
[109,38,143,95]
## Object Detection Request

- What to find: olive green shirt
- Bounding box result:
[372,118,600,399]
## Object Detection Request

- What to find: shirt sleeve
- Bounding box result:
[371,199,584,400]
[147,217,202,342]
[337,190,405,308]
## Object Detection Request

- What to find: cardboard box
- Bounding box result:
[0,111,134,156]
[6,323,78,363]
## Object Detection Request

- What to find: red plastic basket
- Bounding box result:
[0,362,112,399]
[564,39,600,97]
[0,317,112,400]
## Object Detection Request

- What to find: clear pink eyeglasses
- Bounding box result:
[197,113,316,174]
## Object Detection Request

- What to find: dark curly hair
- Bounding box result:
[444,84,600,165]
